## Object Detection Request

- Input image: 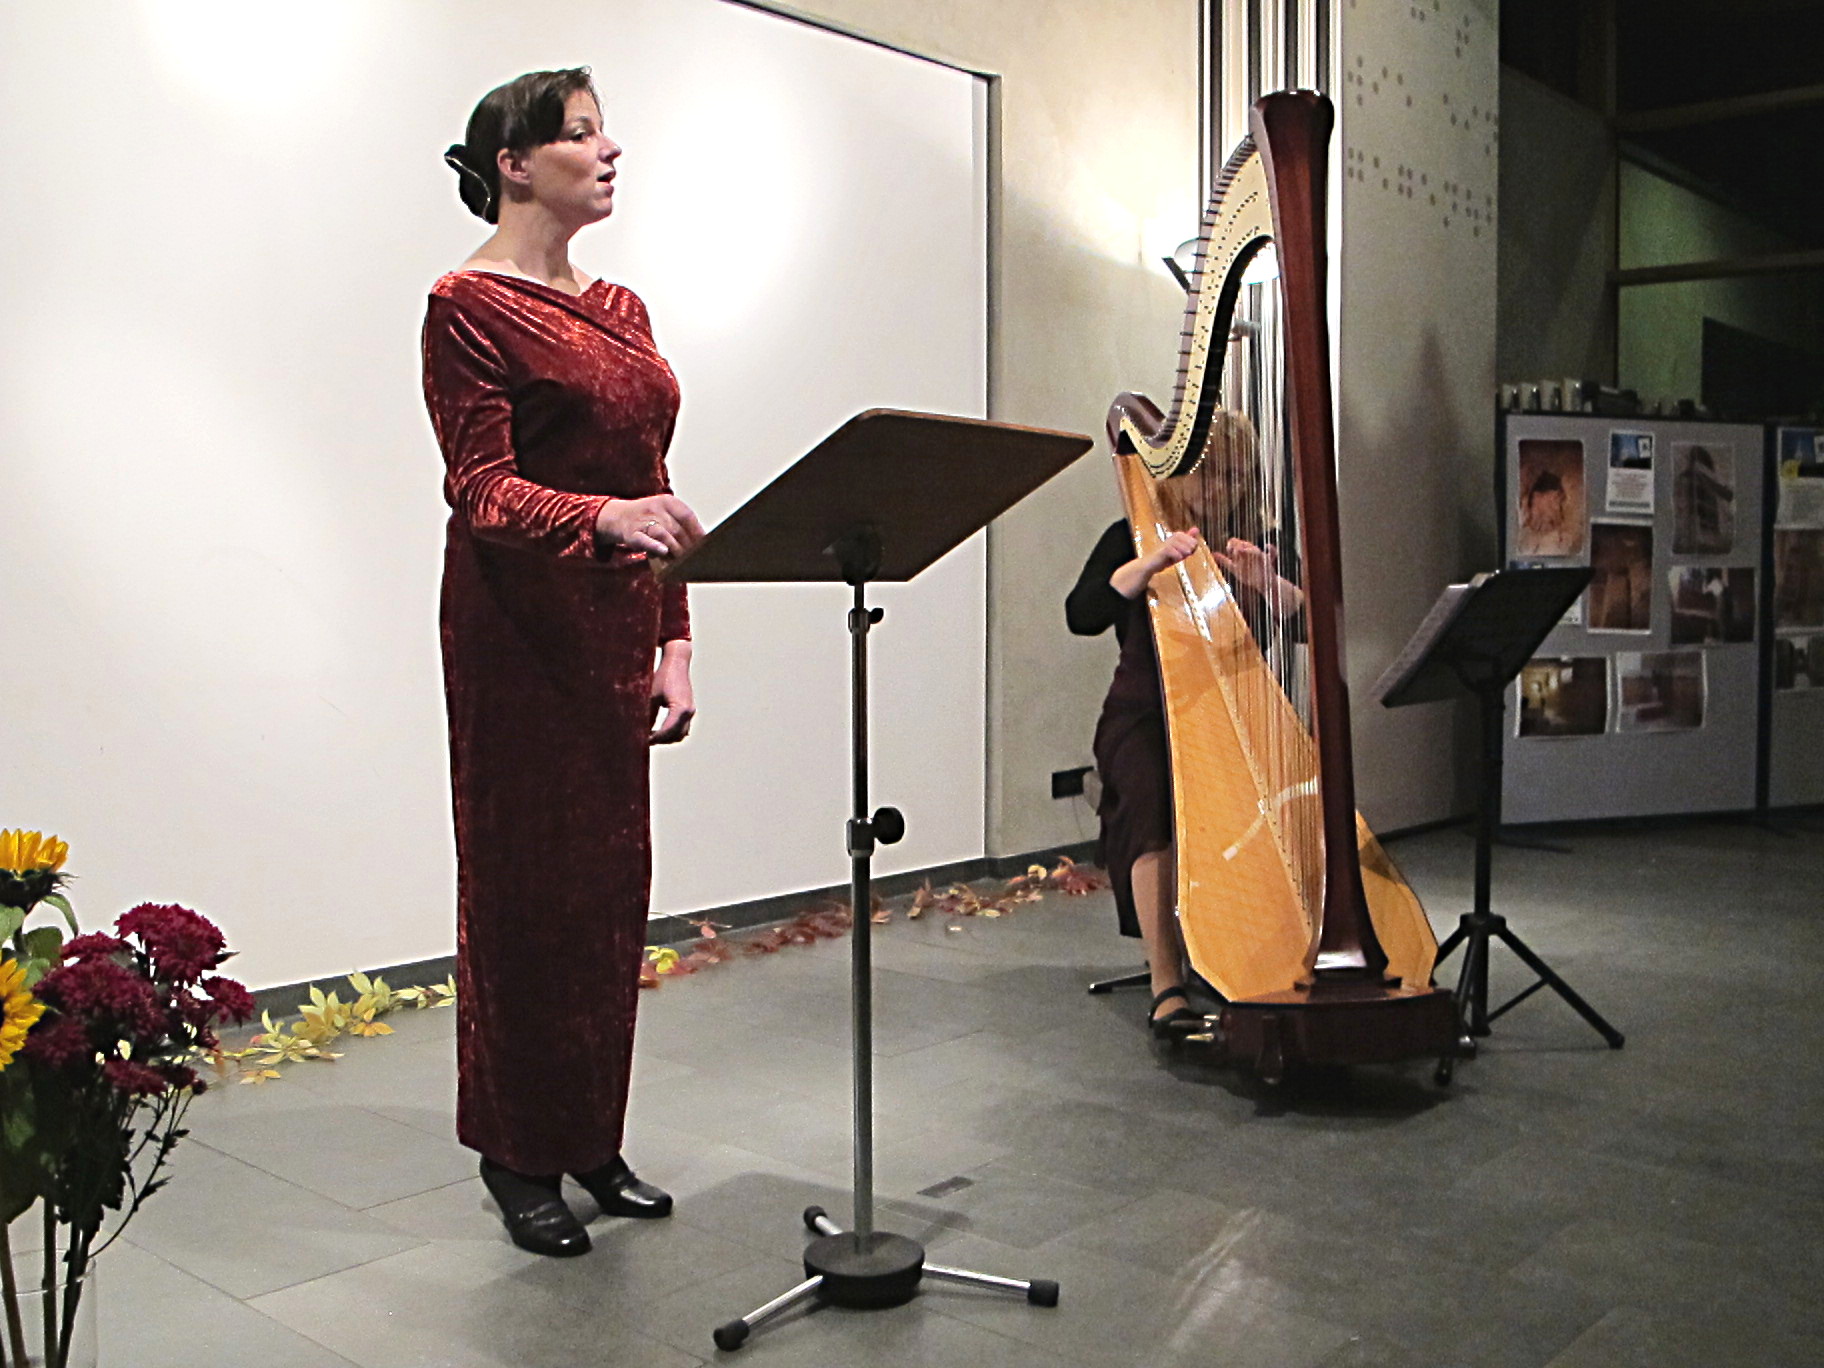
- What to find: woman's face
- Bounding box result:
[506,89,622,225]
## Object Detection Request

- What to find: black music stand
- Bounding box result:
[1373,567,1625,1085]
[661,408,1092,1353]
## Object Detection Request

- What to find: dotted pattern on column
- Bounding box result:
[1338,0,1498,240]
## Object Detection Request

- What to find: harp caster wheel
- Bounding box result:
[1027,1279,1060,1307]
[1434,1057,1455,1086]
[713,1319,750,1352]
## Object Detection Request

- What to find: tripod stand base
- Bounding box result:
[804,1230,925,1308]
[712,1207,1058,1352]
[1433,909,1624,1085]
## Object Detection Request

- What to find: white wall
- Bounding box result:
[0,0,986,988]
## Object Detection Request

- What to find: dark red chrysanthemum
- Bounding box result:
[157,1062,200,1092]
[201,975,256,1023]
[61,933,128,961]
[116,903,227,984]
[35,958,166,1039]
[102,1058,170,1097]
[20,1015,93,1068]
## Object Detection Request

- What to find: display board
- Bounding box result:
[1769,426,1824,806]
[0,1,988,989]
[1499,414,1765,824]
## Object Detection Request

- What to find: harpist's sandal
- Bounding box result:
[1148,987,1198,1039]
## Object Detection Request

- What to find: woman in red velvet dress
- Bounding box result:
[422,67,705,1257]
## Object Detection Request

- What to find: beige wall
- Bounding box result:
[754,1,1202,856]
[1336,0,1500,828]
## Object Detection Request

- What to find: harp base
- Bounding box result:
[1214,984,1458,1085]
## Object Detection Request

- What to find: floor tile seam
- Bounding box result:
[168,1135,415,1220]
[114,1234,379,1362]
[359,1170,482,1215]
[239,1235,451,1310]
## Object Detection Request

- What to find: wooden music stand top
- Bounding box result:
[658,409,1094,584]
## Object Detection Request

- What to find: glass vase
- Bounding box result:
[0,1247,97,1368]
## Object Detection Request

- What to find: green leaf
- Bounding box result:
[41,892,78,935]
[20,926,62,967]
[0,905,23,943]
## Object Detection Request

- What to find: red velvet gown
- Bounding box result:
[421,271,688,1176]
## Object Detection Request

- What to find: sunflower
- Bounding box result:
[0,958,45,1073]
[0,829,69,909]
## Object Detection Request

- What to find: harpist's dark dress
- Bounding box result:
[1067,520,1170,939]
[1067,519,1297,940]
[422,271,688,1176]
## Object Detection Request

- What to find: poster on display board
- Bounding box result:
[1774,634,1824,691]
[1516,657,1607,738]
[1671,441,1735,554]
[1606,430,1656,514]
[1586,521,1653,633]
[1777,428,1824,528]
[1515,438,1587,557]
[1774,528,1824,630]
[1614,650,1706,734]
[1667,567,1755,645]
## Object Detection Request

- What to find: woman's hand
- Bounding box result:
[596,494,707,560]
[1212,538,1303,613]
[650,640,695,745]
[1110,529,1201,599]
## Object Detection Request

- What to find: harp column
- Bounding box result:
[1210,0,1501,830]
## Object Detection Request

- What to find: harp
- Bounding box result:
[1107,91,1455,1079]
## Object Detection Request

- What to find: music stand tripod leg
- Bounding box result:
[1490,921,1625,1049]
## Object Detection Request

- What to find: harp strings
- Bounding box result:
[1162,244,1325,928]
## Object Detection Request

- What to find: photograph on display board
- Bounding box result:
[1606,429,1655,515]
[1774,635,1824,691]
[1517,657,1608,738]
[1671,442,1735,554]
[1587,521,1654,632]
[1777,428,1824,528]
[1668,567,1756,645]
[1775,528,1824,629]
[1515,439,1587,557]
[1615,650,1705,733]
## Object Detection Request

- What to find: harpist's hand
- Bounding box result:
[650,640,695,745]
[1110,530,1201,599]
[1213,538,1302,613]
[597,495,707,560]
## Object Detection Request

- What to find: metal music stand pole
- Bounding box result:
[1374,567,1625,1085]
[661,409,1091,1354]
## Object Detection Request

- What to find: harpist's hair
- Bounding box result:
[444,68,600,224]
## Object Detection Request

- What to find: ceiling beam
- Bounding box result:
[1613,248,1824,287]
[1616,80,1824,133]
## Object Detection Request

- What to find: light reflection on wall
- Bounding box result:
[137,0,368,106]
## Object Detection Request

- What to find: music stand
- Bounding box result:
[660,409,1092,1352]
[1373,567,1625,1085]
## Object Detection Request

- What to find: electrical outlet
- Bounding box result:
[1051,766,1092,799]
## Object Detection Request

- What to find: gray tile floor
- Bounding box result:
[92,817,1823,1366]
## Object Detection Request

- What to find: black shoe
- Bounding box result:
[1148,987,1199,1040]
[480,1158,591,1256]
[572,1154,673,1219]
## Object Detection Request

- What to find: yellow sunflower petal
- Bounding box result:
[0,830,16,870]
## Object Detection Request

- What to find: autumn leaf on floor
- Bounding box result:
[1045,855,1107,895]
